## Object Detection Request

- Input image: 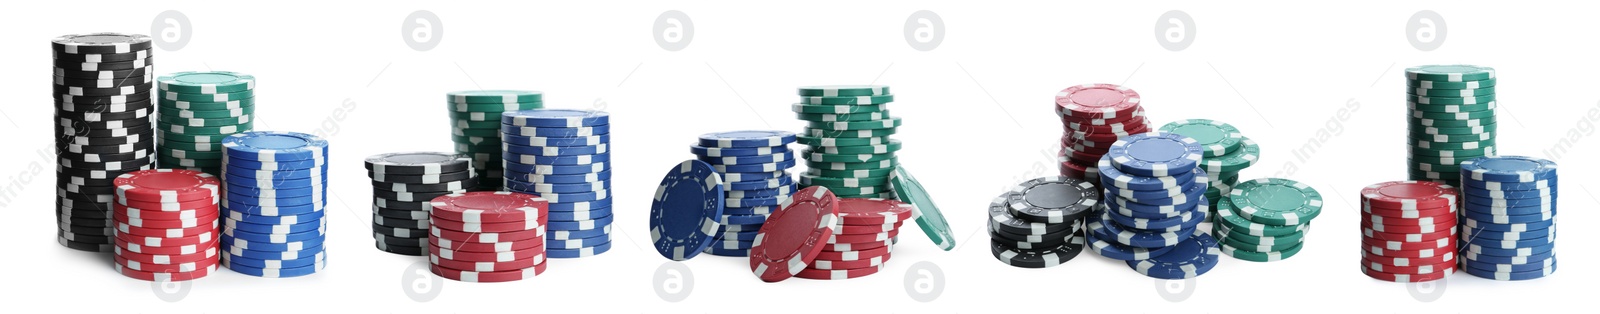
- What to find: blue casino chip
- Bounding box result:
[648,160,725,260]
[697,150,795,165]
[224,207,325,225]
[1106,132,1204,177]
[1125,229,1219,279]
[223,251,325,269]
[502,133,609,147]
[502,143,609,156]
[224,243,325,260]
[520,170,611,184]
[1460,156,1558,182]
[547,207,613,221]
[503,109,610,127]
[691,145,789,157]
[550,225,611,240]
[697,130,797,148]
[504,178,610,193]
[547,198,612,212]
[501,124,611,137]
[224,218,326,235]
[1085,218,1176,261]
[548,233,611,250]
[502,152,609,165]
[503,161,607,175]
[547,214,614,230]
[223,256,325,278]
[1098,159,1197,191]
[712,159,797,174]
[221,131,329,162]
[546,241,612,258]
[226,158,325,170]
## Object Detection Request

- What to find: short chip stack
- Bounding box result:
[54,32,158,252]
[693,131,799,257]
[1055,83,1151,186]
[219,131,329,278]
[1086,132,1219,279]
[1215,178,1322,262]
[1458,156,1558,281]
[1358,180,1459,282]
[1406,65,1497,187]
[792,85,899,199]
[111,169,221,281]
[795,198,911,279]
[448,90,544,191]
[1158,119,1257,215]
[987,176,1095,269]
[366,152,479,256]
[501,109,613,258]
[156,71,257,176]
[427,191,549,282]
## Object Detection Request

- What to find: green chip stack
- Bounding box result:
[446,90,543,191]
[1158,119,1257,219]
[1212,178,1322,262]
[792,85,900,199]
[156,71,258,176]
[1405,65,1497,186]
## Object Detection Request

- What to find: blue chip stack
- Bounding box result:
[218,131,329,278]
[1458,156,1558,281]
[691,130,799,257]
[501,109,613,258]
[1085,132,1220,279]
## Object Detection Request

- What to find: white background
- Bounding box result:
[0,0,1591,312]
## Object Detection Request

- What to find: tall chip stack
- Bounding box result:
[53,32,158,252]
[793,85,898,199]
[794,198,911,279]
[987,176,1094,269]
[1086,133,1220,278]
[693,131,799,257]
[501,109,613,258]
[1056,84,1151,187]
[1458,156,1558,281]
[427,191,549,282]
[448,90,544,191]
[365,152,479,255]
[156,71,257,176]
[1405,65,1497,186]
[1158,119,1258,217]
[1358,181,1459,282]
[218,131,329,278]
[1214,178,1322,262]
[111,169,221,281]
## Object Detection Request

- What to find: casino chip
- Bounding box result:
[1356,180,1460,282]
[155,71,258,177]
[790,86,903,200]
[649,160,725,261]
[789,197,912,279]
[218,132,329,277]
[1455,156,1557,281]
[111,169,221,281]
[1055,84,1151,186]
[1212,178,1321,262]
[688,130,799,257]
[1405,65,1497,187]
[448,90,544,190]
[366,152,479,255]
[500,109,613,257]
[749,186,839,282]
[1159,119,1258,216]
[887,167,955,251]
[54,33,157,252]
[427,191,549,282]
[987,176,1098,269]
[1088,133,1229,276]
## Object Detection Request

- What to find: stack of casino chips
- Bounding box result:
[156,71,257,176]
[692,131,799,257]
[218,131,329,278]
[1086,132,1219,279]
[1458,156,1557,281]
[1056,83,1151,186]
[427,191,549,282]
[1358,181,1459,282]
[53,32,158,252]
[366,152,479,256]
[111,169,221,281]
[1158,119,1258,215]
[1215,178,1322,262]
[795,198,911,279]
[1405,65,1497,186]
[501,109,613,258]
[792,85,899,199]
[448,90,543,191]
[987,176,1094,269]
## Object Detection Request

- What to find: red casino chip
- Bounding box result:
[116,230,217,247]
[750,186,839,283]
[112,203,214,220]
[430,215,542,233]
[824,240,890,252]
[829,230,899,243]
[115,244,218,264]
[811,253,890,270]
[835,198,913,225]
[794,264,883,280]
[115,263,216,282]
[117,220,219,238]
[431,244,544,262]
[836,221,901,235]
[1360,219,1455,234]
[1362,227,1456,242]
[1360,250,1455,267]
[1360,264,1453,282]
[431,262,542,282]
[117,197,218,212]
[114,169,220,203]
[429,191,548,224]
[431,252,543,272]
[430,226,545,243]
[115,237,218,255]
[1361,258,1456,275]
[1361,236,1453,251]
[1361,181,1458,210]
[815,244,891,261]
[1361,202,1454,219]
[113,211,219,229]
[1055,83,1142,120]
[430,236,544,253]
[115,254,221,273]
[1362,214,1456,227]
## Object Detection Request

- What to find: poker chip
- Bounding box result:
[1228,178,1322,226]
[426,191,548,281]
[1451,156,1558,281]
[110,169,220,281]
[445,91,544,190]
[1056,84,1150,187]
[1126,229,1220,279]
[646,160,725,261]
[786,197,908,280]
[749,186,839,282]
[790,86,903,203]
[1355,180,1460,282]
[1212,177,1321,264]
[214,132,328,278]
[683,130,799,257]
[52,33,158,252]
[154,71,258,176]
[887,167,955,251]
[1405,65,1498,186]
[497,109,614,257]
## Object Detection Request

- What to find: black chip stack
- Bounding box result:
[53,32,157,252]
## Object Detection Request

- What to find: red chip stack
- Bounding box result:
[1055,84,1151,186]
[1358,181,1459,282]
[427,191,549,282]
[110,169,222,281]
[795,198,913,280]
